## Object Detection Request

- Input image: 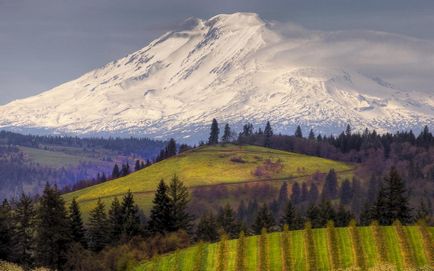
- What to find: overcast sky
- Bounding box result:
[0,0,433,105]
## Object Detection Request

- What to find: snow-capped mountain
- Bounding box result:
[0,13,433,142]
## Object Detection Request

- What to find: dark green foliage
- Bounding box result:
[148,180,172,234]
[322,169,338,200]
[217,204,240,239]
[69,198,86,247]
[253,204,275,234]
[108,197,123,242]
[35,183,71,270]
[11,193,35,267]
[335,205,353,227]
[208,118,219,145]
[339,179,353,205]
[294,125,303,138]
[372,167,413,225]
[349,220,365,270]
[121,191,141,238]
[112,163,120,178]
[196,212,219,242]
[264,121,273,147]
[168,175,193,232]
[290,182,301,204]
[0,199,13,260]
[87,199,110,252]
[221,123,232,143]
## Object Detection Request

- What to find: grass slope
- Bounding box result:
[63,145,353,215]
[137,226,433,271]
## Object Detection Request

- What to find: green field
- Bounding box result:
[63,145,353,215]
[136,225,433,271]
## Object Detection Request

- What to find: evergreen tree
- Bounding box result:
[308,183,319,204]
[290,182,301,204]
[221,124,232,143]
[264,121,273,147]
[108,197,124,243]
[217,204,240,238]
[196,212,219,242]
[208,118,220,145]
[0,199,13,260]
[148,180,172,234]
[308,129,315,140]
[339,179,353,205]
[87,199,110,252]
[35,183,71,270]
[322,169,338,200]
[112,164,120,179]
[12,193,35,267]
[166,138,177,157]
[280,201,299,230]
[69,198,86,247]
[253,203,275,234]
[135,160,141,171]
[294,125,303,138]
[121,191,141,238]
[168,175,193,232]
[373,168,412,225]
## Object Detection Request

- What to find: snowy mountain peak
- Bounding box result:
[0,13,432,142]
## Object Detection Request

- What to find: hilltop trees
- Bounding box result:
[208,119,220,145]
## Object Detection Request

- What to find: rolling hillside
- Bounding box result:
[63,144,353,215]
[136,224,433,271]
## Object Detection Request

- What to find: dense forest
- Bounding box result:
[0,131,166,200]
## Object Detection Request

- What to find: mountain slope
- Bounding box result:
[62,144,353,215]
[1,13,433,142]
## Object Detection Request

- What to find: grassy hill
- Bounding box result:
[136,224,433,271]
[63,145,353,216]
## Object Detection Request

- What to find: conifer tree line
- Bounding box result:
[0,175,193,270]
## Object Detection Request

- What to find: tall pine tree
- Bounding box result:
[36,183,71,270]
[208,118,220,145]
[148,180,172,233]
[87,199,110,252]
[69,198,86,247]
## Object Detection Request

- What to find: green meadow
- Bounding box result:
[63,145,353,216]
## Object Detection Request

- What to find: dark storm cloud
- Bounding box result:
[0,0,433,105]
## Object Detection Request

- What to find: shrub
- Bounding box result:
[281,224,292,271]
[192,242,206,271]
[216,233,228,271]
[304,221,317,271]
[349,220,365,270]
[371,221,388,263]
[326,220,340,270]
[258,228,270,271]
[235,231,246,271]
